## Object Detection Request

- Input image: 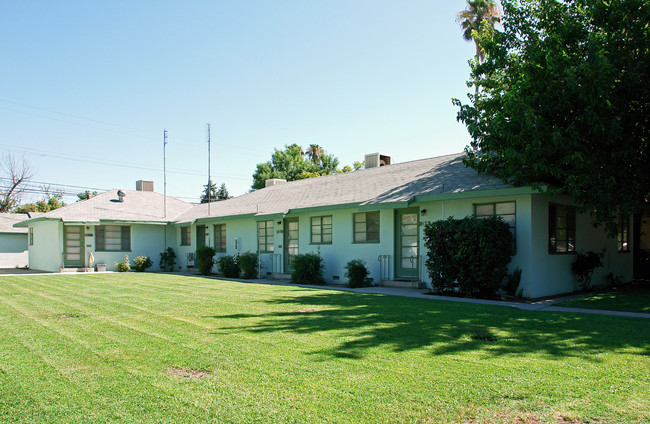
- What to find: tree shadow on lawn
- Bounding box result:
[207,291,650,360]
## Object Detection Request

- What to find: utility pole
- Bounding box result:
[207,123,211,216]
[163,129,168,250]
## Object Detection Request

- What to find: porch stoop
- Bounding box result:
[271,273,292,280]
[60,268,94,273]
[380,280,426,289]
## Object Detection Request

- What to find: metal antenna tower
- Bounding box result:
[207,123,211,215]
[163,129,168,250]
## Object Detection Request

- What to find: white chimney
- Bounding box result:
[136,180,154,192]
[364,153,392,169]
[265,178,287,188]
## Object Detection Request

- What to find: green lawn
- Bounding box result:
[555,282,650,313]
[0,274,648,423]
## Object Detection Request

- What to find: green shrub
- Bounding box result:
[238,251,259,279]
[423,216,513,298]
[115,255,131,272]
[572,251,603,291]
[345,259,370,288]
[133,256,153,272]
[159,247,176,271]
[217,255,240,278]
[291,252,325,285]
[196,245,216,275]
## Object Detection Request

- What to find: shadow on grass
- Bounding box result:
[207,291,650,360]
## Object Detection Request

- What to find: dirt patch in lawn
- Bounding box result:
[295,308,320,313]
[168,367,211,380]
[40,313,82,319]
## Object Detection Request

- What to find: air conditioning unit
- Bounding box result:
[364,153,392,169]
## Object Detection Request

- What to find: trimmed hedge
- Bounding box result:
[423,216,513,298]
[196,246,216,275]
[291,252,325,285]
[238,251,259,279]
[217,255,240,278]
[345,259,370,288]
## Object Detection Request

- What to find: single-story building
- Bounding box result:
[14,153,649,298]
[0,213,31,268]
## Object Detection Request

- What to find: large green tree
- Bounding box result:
[200,179,230,203]
[454,0,650,232]
[15,187,65,213]
[251,144,340,190]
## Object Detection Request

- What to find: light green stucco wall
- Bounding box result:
[89,224,174,271]
[525,194,633,298]
[0,233,27,253]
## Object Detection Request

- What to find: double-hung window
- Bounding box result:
[475,201,516,251]
[548,204,576,254]
[96,225,131,251]
[214,224,226,252]
[311,216,332,244]
[180,227,191,246]
[258,220,274,253]
[354,212,379,243]
[618,214,630,252]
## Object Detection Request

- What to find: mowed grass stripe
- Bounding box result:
[0,292,246,423]
[1,274,649,423]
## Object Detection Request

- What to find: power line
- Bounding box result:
[0,144,252,180]
[0,98,271,154]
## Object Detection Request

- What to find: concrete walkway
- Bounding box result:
[218,275,650,319]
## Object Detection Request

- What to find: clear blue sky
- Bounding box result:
[1,0,477,203]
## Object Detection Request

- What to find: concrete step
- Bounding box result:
[60,268,94,273]
[380,280,424,289]
[271,272,291,280]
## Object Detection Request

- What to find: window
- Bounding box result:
[549,204,576,254]
[28,227,33,246]
[96,225,131,251]
[475,201,516,250]
[214,224,226,252]
[618,214,630,252]
[311,216,332,244]
[354,212,379,243]
[258,220,274,253]
[180,227,191,246]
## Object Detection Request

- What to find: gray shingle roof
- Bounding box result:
[16,189,193,226]
[0,213,29,233]
[174,152,514,224]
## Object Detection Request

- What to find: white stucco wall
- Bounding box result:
[28,220,64,272]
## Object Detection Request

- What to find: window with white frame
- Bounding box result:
[29,227,34,246]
